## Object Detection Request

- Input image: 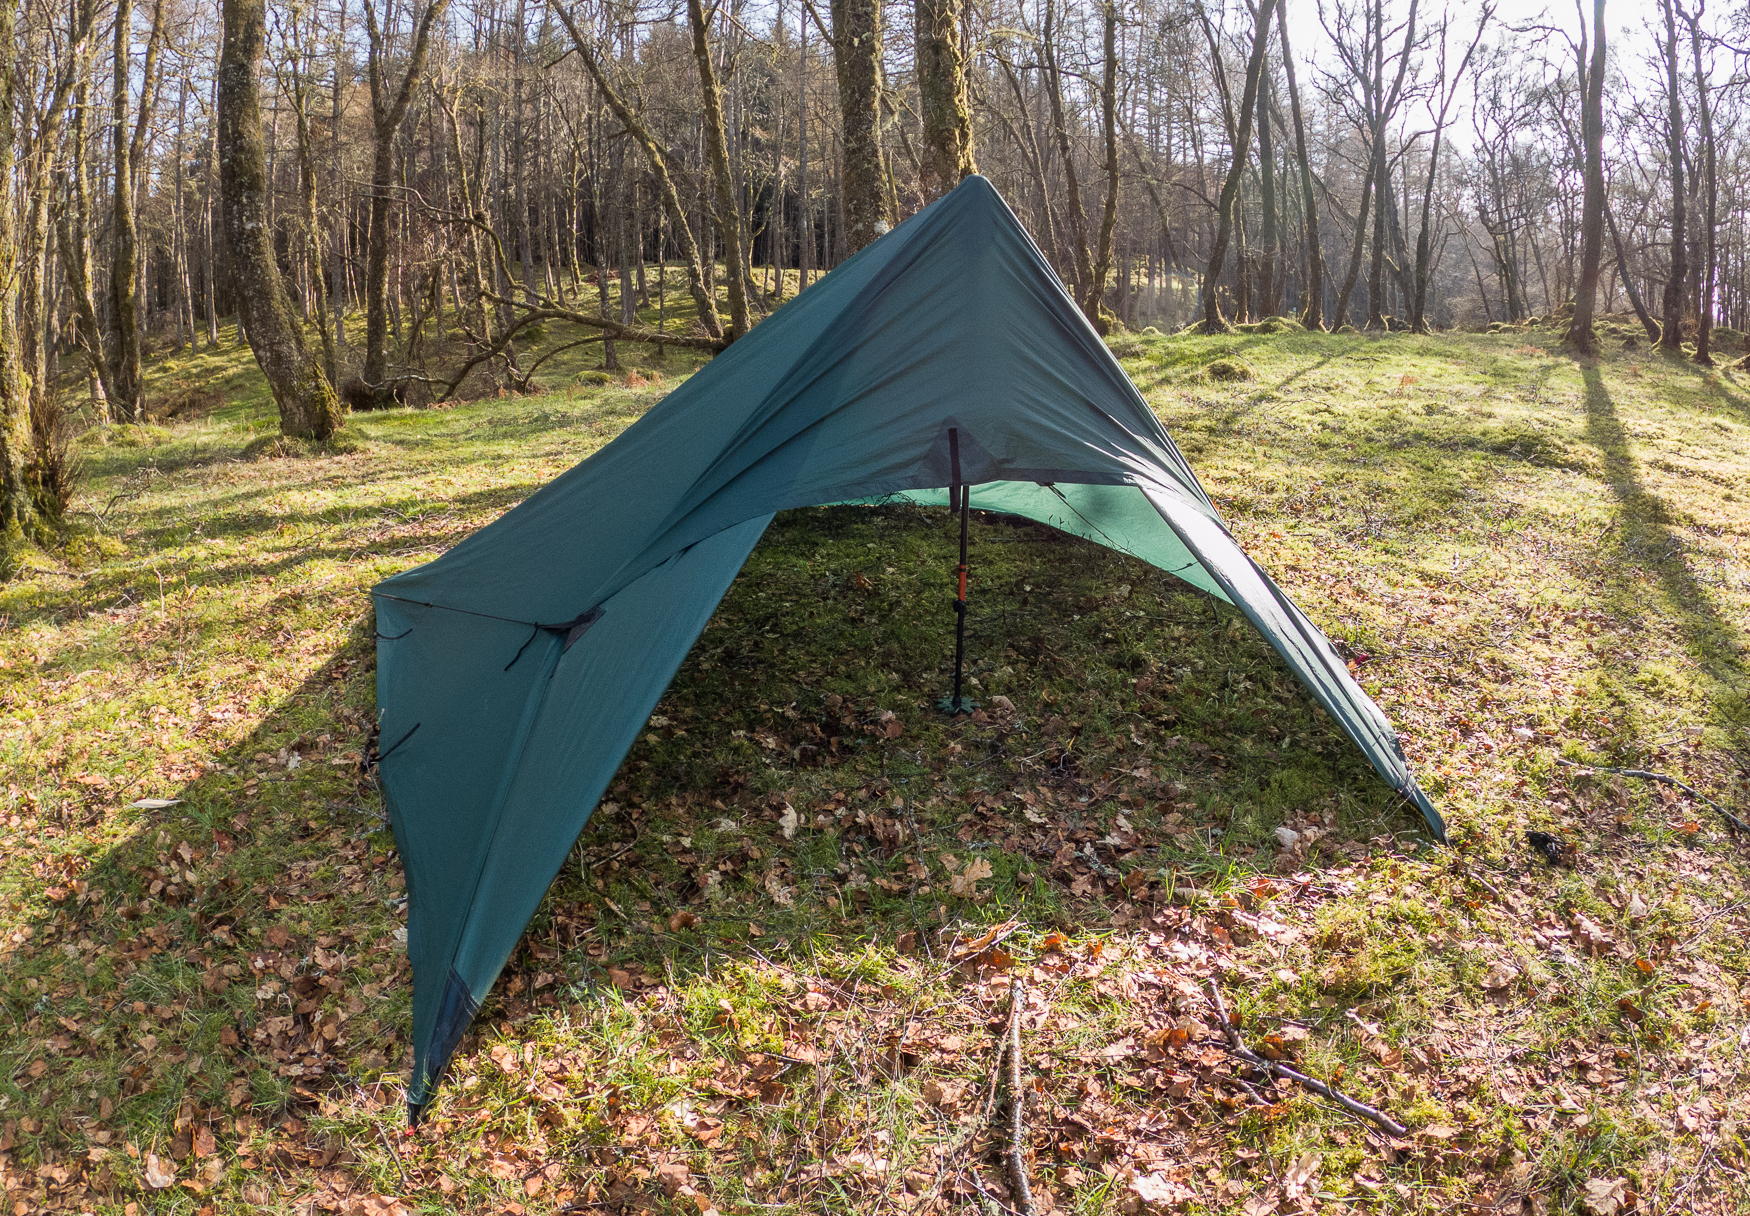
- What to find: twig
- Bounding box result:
[1204,980,1408,1138]
[1555,757,1749,837]
[374,1121,411,1192]
[1002,976,1035,1216]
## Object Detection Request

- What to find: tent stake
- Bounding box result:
[938,430,978,715]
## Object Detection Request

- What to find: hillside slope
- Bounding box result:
[0,329,1745,1215]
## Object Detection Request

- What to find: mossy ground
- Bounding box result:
[1,316,1747,1215]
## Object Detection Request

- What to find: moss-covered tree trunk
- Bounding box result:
[831,0,887,252]
[915,0,976,202]
[687,0,751,340]
[217,0,344,439]
[1083,2,1120,333]
[0,0,37,544]
[109,0,144,420]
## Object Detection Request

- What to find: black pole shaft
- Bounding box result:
[952,481,969,709]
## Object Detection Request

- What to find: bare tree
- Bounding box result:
[218,0,345,438]
[361,0,451,400]
[1563,0,1607,353]
[1411,3,1490,333]
[1084,1,1121,330]
[1657,0,1687,354]
[1682,0,1717,365]
[1278,0,1324,329]
[688,0,752,338]
[1199,0,1276,332]
[0,0,33,542]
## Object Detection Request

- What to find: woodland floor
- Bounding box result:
[1,313,1748,1216]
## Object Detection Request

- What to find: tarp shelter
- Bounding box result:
[372,174,1445,1119]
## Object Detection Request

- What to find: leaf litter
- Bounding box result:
[0,332,1747,1213]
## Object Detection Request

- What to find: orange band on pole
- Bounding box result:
[958,566,967,599]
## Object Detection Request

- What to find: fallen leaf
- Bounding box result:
[129,798,184,809]
[654,1162,692,1198]
[1482,960,1519,990]
[948,857,993,900]
[1580,1176,1631,1216]
[1282,1152,1320,1200]
[1127,1171,1196,1211]
[143,1152,177,1189]
[778,804,798,840]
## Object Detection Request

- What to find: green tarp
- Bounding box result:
[372,175,1444,1119]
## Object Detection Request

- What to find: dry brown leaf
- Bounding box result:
[949,857,993,899]
[142,1152,177,1189]
[1580,1177,1631,1216]
[1126,1171,1197,1211]
[1282,1152,1320,1200]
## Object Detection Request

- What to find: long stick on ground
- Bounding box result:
[1205,980,1407,1138]
[1555,757,1749,837]
[1003,976,1034,1215]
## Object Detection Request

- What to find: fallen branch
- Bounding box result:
[1205,980,1408,1138]
[1002,976,1035,1216]
[1555,757,1749,837]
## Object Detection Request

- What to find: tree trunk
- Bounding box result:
[289,40,336,383]
[830,0,886,251]
[1606,205,1659,340]
[552,2,724,337]
[687,0,752,339]
[1255,64,1278,318]
[1410,9,1488,333]
[915,0,976,201]
[362,0,451,395]
[1199,0,1275,333]
[1333,174,1372,329]
[110,0,144,419]
[1277,2,1322,329]
[1564,0,1607,355]
[1657,0,1686,355]
[218,0,344,439]
[1083,1,1120,332]
[1042,0,1091,297]
[1686,5,1717,367]
[329,0,349,357]
[56,68,117,416]
[0,0,35,543]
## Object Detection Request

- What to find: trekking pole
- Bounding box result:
[938,429,978,715]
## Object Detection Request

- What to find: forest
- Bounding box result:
[0,0,1745,542]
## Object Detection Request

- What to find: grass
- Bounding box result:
[0,314,1747,1215]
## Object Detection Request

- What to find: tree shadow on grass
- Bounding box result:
[0,615,412,1209]
[1579,364,1750,752]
